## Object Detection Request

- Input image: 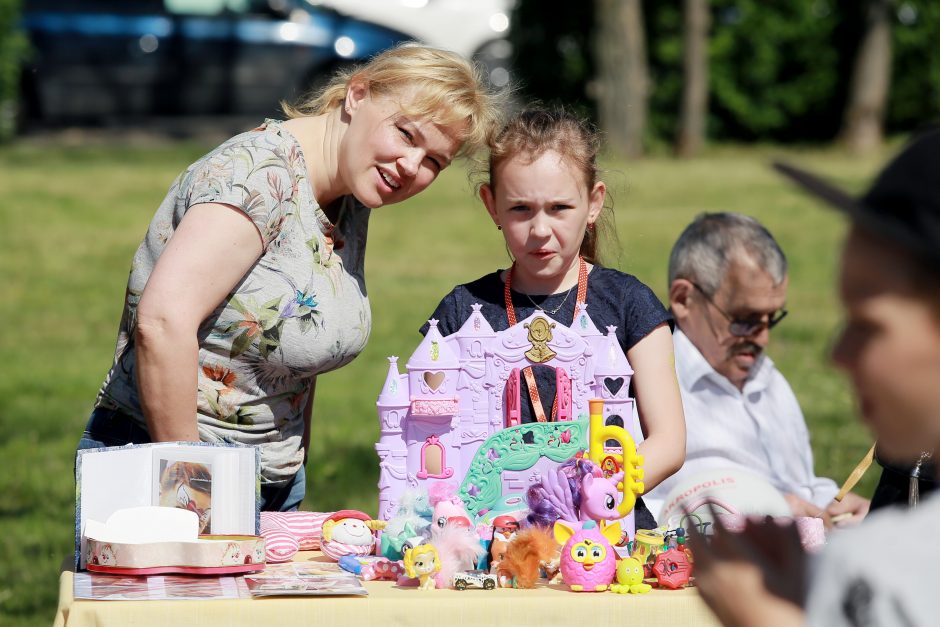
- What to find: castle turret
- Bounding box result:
[592,325,638,441]
[571,302,603,337]
[593,326,634,385]
[454,303,494,360]
[375,356,410,521]
[377,356,408,407]
[407,319,460,400]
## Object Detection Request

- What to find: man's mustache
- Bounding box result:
[730,342,763,358]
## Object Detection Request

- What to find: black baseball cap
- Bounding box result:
[773,128,940,270]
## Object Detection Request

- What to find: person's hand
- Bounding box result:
[784,493,829,526]
[825,492,870,527]
[687,509,807,627]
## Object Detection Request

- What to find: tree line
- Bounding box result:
[510,0,939,157]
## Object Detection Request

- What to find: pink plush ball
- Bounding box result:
[262,529,299,563]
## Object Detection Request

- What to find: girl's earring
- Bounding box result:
[497,225,502,231]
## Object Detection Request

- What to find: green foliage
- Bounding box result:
[692,0,845,141]
[509,0,597,117]
[510,0,939,143]
[0,137,887,624]
[0,0,27,142]
[888,1,940,131]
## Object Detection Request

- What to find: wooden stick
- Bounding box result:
[834,444,876,502]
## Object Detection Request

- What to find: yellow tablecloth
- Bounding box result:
[55,552,720,627]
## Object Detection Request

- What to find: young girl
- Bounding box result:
[422,108,686,529]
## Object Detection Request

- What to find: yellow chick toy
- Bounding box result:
[609,557,652,594]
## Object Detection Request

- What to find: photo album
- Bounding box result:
[75,442,260,569]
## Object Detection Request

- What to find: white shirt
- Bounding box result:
[645,329,838,519]
[807,494,940,626]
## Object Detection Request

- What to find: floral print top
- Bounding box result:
[95,120,372,484]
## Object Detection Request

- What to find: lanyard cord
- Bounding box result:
[503,257,588,421]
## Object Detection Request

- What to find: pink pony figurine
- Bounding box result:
[526,458,624,528]
[428,482,471,529]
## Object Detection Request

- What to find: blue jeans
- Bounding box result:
[78,407,152,450]
[77,407,305,512]
[263,464,306,513]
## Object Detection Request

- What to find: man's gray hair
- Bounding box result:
[668,212,788,296]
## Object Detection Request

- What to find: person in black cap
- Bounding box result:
[690,129,940,627]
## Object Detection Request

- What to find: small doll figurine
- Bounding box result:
[404,544,441,590]
[492,515,521,539]
[487,515,520,577]
[609,557,652,594]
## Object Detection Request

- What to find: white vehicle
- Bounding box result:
[453,569,498,590]
[308,0,515,87]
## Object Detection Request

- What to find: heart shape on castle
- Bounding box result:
[604,377,624,395]
[424,371,445,390]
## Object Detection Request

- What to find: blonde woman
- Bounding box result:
[79,44,501,511]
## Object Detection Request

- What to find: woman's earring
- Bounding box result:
[496,225,502,231]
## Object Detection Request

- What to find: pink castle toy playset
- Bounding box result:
[375,303,645,538]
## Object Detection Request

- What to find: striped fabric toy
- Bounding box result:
[260,511,331,563]
[321,539,375,562]
[261,529,300,563]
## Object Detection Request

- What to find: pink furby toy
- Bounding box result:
[428,482,471,529]
[527,458,624,528]
[554,519,621,592]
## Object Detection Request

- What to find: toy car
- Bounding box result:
[453,569,498,591]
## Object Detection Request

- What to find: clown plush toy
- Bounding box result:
[320,510,387,561]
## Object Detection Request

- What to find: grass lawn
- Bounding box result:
[0,136,889,625]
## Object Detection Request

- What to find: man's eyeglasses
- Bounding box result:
[691,282,788,337]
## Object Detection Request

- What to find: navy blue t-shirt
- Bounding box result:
[423,266,671,349]
[421,266,672,529]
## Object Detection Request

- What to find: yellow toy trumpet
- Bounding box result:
[587,399,645,516]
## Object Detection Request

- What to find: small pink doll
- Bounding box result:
[403,544,441,590]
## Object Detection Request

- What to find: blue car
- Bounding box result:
[20,0,410,121]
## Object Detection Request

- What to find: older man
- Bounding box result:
[646,212,869,525]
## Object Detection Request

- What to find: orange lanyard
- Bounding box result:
[503,257,589,421]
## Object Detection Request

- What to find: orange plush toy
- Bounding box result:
[496,527,561,589]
